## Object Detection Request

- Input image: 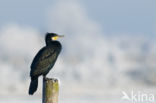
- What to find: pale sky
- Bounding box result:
[0,0,155,36]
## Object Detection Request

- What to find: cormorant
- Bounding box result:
[29,33,63,95]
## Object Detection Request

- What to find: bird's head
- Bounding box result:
[46,33,64,41]
[45,33,64,45]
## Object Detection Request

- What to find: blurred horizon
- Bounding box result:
[0,0,156,103]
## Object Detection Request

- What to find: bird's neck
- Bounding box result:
[46,40,52,46]
[46,40,59,46]
[45,37,52,45]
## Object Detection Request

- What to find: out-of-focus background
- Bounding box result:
[0,0,156,103]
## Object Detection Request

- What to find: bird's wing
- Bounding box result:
[30,47,58,76]
[39,48,55,61]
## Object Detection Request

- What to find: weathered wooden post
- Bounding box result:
[42,78,59,103]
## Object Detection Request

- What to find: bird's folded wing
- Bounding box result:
[39,48,55,61]
[30,47,58,76]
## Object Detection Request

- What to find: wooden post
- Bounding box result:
[42,78,59,103]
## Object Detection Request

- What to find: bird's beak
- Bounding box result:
[58,35,64,38]
[52,35,64,40]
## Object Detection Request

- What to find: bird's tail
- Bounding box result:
[29,77,38,95]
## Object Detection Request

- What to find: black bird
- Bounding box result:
[29,33,64,95]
